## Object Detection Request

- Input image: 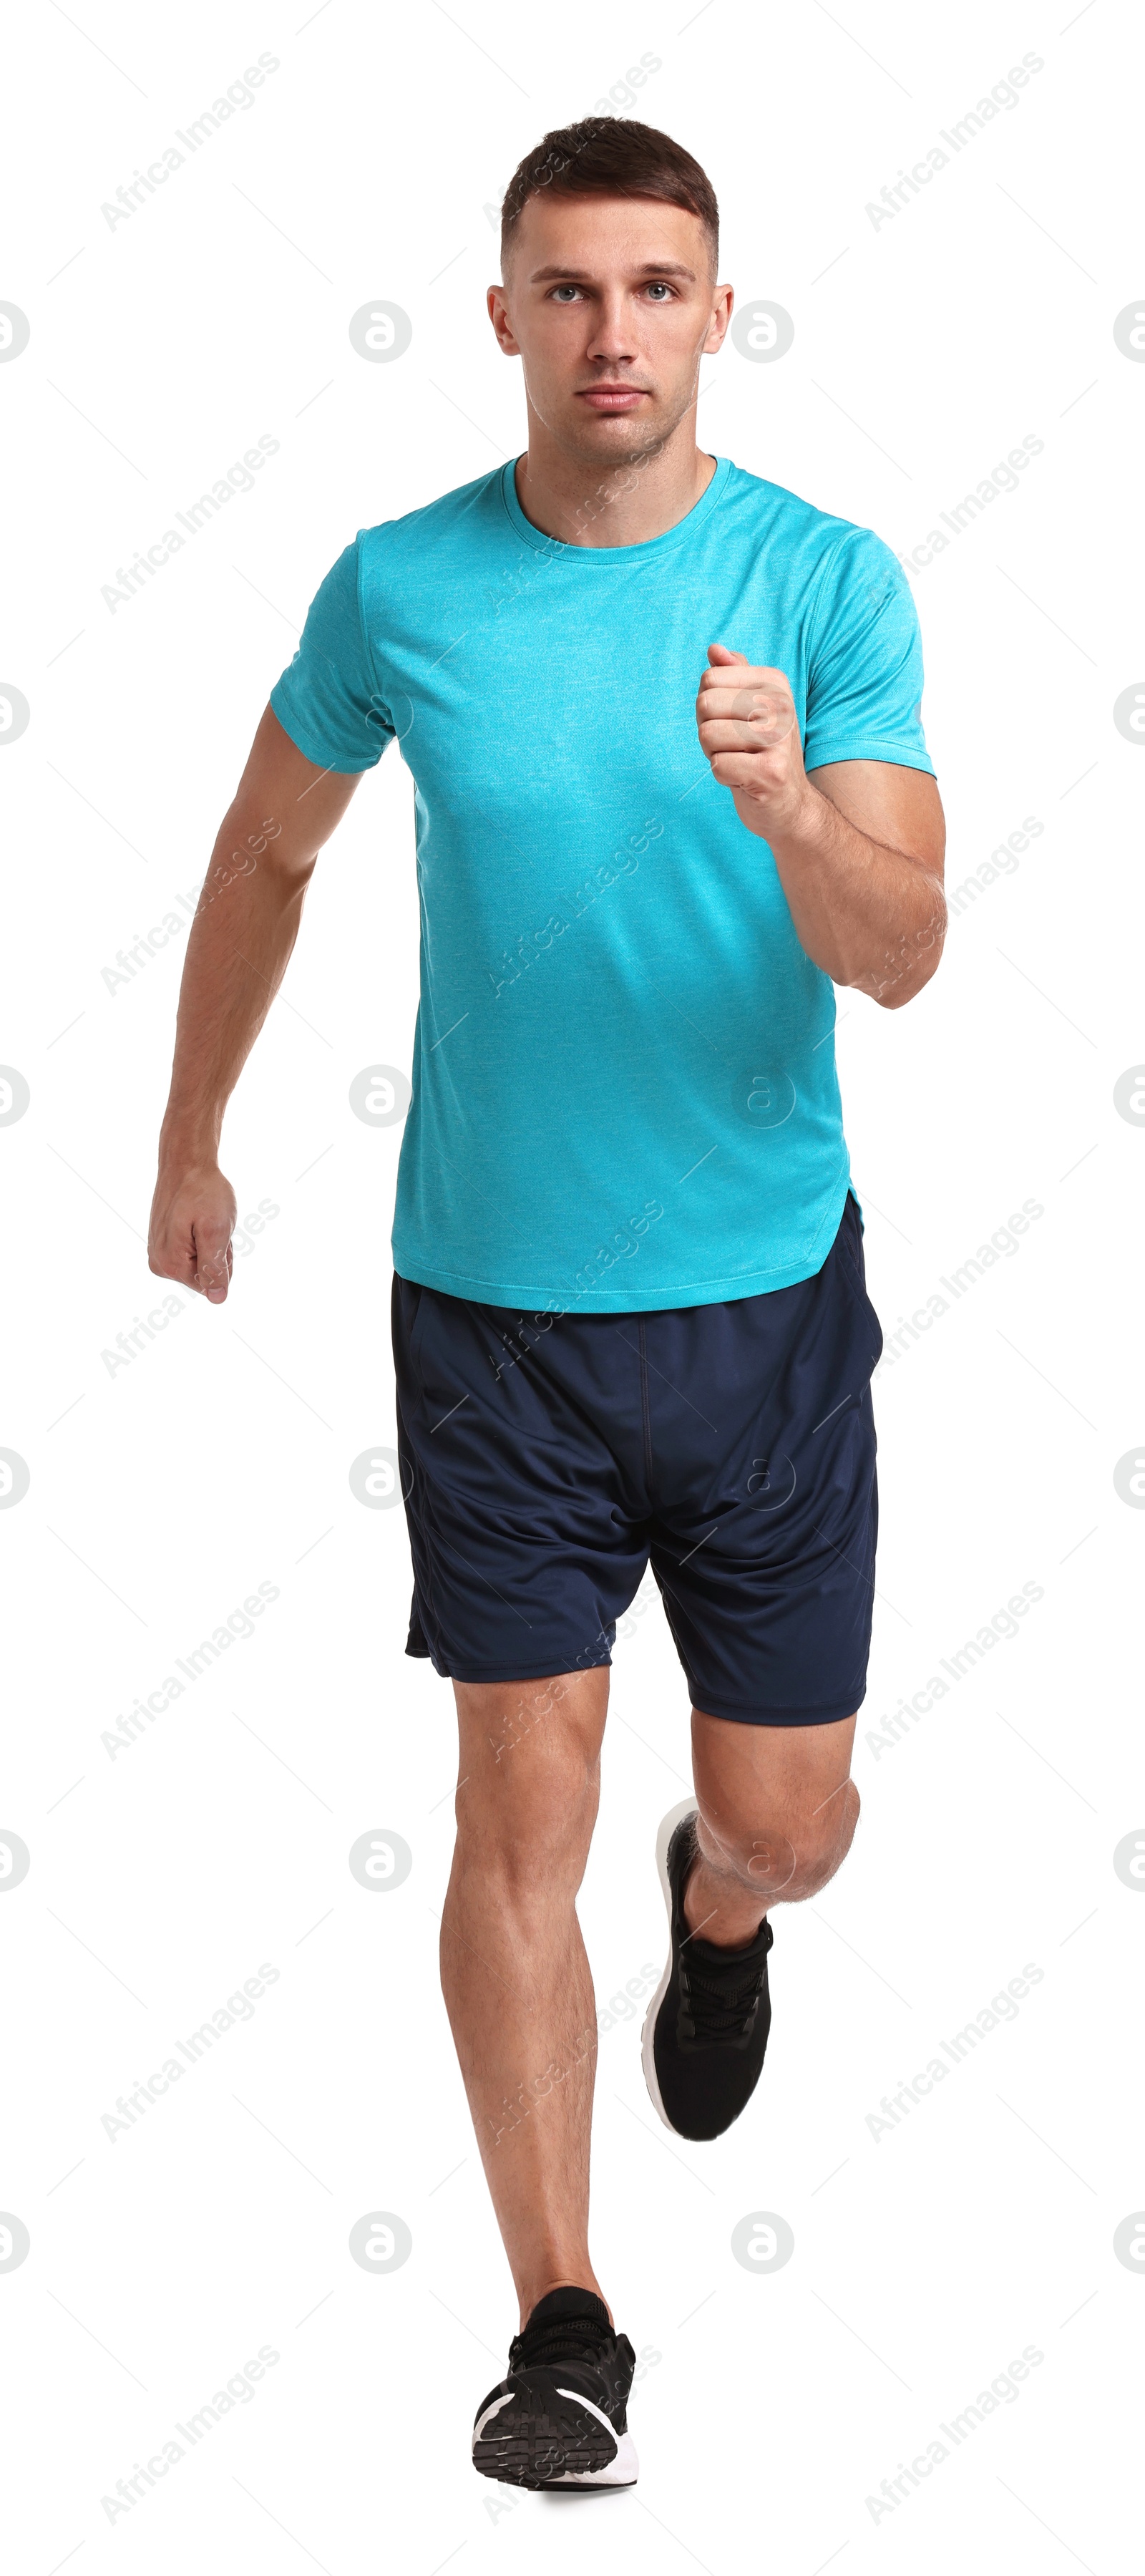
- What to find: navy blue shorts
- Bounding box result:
[391,1192,882,1726]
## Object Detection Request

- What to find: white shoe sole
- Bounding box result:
[552,2398,638,2486]
[640,1799,698,2132]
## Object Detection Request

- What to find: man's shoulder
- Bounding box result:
[356,465,507,563]
[722,460,896,577]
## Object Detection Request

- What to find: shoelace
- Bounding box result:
[680,1928,771,2041]
[509,2310,613,2376]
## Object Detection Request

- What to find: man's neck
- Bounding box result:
[513,415,717,550]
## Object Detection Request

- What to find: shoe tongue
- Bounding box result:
[688,1921,770,1975]
[525,2286,611,2332]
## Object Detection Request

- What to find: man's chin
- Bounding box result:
[560,404,670,465]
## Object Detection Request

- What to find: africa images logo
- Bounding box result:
[864,54,1045,230]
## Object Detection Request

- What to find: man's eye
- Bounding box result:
[646,282,672,299]
[551,284,581,302]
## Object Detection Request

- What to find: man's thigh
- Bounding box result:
[645,1192,882,1726]
[393,1276,649,1685]
[691,1708,857,1828]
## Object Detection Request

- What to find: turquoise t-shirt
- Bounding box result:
[271,456,932,1311]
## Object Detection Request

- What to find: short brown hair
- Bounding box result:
[501,117,718,273]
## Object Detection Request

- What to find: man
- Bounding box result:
[149,117,945,2492]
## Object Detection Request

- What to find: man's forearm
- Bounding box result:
[148,706,361,1298]
[157,822,311,1163]
[766,781,946,1007]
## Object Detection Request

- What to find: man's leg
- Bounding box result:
[684,1709,859,1943]
[642,1709,859,2142]
[439,1667,611,2330]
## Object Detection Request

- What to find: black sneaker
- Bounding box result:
[472,2287,638,2489]
[642,1799,774,2141]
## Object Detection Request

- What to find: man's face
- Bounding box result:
[489,193,731,467]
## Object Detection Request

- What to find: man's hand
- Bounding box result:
[149,1160,238,1303]
[694,641,947,1005]
[695,643,809,840]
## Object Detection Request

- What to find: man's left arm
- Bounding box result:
[696,643,946,1008]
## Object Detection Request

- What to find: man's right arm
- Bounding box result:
[147,705,362,1302]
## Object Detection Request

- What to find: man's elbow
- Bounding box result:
[872,892,947,1008]
[876,937,945,1009]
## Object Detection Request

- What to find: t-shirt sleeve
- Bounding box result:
[270,537,394,773]
[802,528,935,777]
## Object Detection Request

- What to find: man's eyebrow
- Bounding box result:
[527,261,698,283]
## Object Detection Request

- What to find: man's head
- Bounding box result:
[489,117,730,472]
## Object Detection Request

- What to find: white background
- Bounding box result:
[1,2,1142,2569]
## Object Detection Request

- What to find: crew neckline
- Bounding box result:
[500,452,731,561]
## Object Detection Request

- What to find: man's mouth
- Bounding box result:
[576,384,650,412]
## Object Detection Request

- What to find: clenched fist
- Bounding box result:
[148,1159,237,1303]
[696,643,808,840]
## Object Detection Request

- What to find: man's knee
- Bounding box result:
[698,1776,859,1902]
[454,1678,603,1902]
